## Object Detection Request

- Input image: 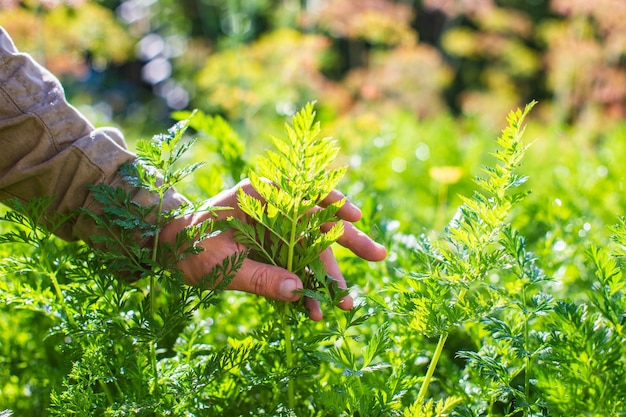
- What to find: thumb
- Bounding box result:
[227,258,303,302]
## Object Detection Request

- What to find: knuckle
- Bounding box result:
[249,266,271,296]
[237,178,253,193]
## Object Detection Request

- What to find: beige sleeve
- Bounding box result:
[0,26,188,245]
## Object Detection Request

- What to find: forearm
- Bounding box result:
[0,26,186,245]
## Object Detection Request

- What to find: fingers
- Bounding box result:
[320,248,354,310]
[321,190,387,261]
[305,298,323,322]
[224,248,356,322]
[305,248,354,321]
[321,220,387,262]
[226,255,346,323]
[193,182,386,321]
[320,247,354,311]
[227,258,303,302]
[226,253,353,322]
[321,189,362,222]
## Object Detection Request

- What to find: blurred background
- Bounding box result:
[1,0,626,280]
[1,0,624,134]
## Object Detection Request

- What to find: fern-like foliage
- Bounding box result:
[532,235,626,415]
[42,112,247,415]
[394,101,537,414]
[230,102,348,306]
[399,101,536,337]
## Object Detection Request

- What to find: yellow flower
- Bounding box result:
[429,166,463,184]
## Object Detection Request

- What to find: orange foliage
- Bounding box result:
[0,0,132,77]
[345,44,452,117]
[301,0,415,46]
[540,0,626,121]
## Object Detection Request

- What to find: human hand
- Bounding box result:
[159,180,387,320]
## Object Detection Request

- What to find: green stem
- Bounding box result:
[284,304,295,409]
[286,205,298,273]
[98,379,115,404]
[524,327,530,416]
[99,365,125,406]
[38,233,78,329]
[416,332,449,406]
[49,272,77,328]
[149,274,159,396]
[283,199,299,411]
[523,288,530,416]
[151,195,164,265]
[149,194,165,396]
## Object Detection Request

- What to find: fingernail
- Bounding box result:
[280,278,298,300]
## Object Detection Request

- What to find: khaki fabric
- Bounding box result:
[0,27,187,245]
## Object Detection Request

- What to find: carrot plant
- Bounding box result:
[0,114,248,415]
[228,102,354,410]
[389,102,536,413]
[2,102,626,416]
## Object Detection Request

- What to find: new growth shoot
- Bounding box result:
[230,102,349,409]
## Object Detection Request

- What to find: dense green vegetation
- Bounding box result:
[1,0,626,415]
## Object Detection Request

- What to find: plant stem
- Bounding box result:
[284,304,295,409]
[38,231,78,328]
[284,198,299,410]
[49,272,77,328]
[149,194,165,397]
[416,332,449,406]
[523,287,531,416]
[149,274,159,396]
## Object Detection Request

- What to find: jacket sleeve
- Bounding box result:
[0,26,188,245]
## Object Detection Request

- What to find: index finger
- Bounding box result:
[320,219,387,262]
[338,221,387,261]
[321,189,362,222]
